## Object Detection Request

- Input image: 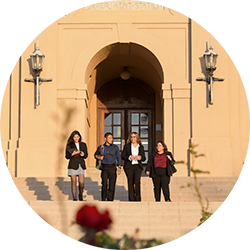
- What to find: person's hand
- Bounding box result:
[135,155,141,161]
[167,155,172,161]
[95,155,103,160]
[129,155,135,161]
[72,150,80,156]
[146,171,150,176]
[117,168,121,175]
[80,151,84,157]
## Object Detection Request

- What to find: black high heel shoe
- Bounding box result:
[79,194,83,201]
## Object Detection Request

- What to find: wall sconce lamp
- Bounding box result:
[24,39,52,108]
[120,67,131,80]
[196,39,224,105]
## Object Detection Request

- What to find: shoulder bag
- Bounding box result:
[95,144,104,170]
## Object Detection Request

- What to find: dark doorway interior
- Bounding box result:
[97,77,155,165]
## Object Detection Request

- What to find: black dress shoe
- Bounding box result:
[73,198,77,201]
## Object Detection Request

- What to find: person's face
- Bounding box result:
[73,134,80,143]
[130,133,138,144]
[105,135,113,145]
[156,142,164,152]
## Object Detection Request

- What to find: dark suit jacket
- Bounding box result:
[65,142,88,170]
[121,143,146,170]
[146,151,175,177]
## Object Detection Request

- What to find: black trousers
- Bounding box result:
[152,167,171,202]
[124,164,142,201]
[101,164,117,201]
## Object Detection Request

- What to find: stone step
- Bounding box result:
[13,177,238,182]
[28,201,221,243]
[12,176,236,203]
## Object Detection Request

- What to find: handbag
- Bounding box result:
[169,163,177,174]
[95,144,104,170]
[167,152,177,176]
[167,153,177,176]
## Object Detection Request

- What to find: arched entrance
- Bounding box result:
[97,77,155,163]
[86,42,164,168]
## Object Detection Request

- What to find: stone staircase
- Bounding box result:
[12,169,238,243]
[28,200,222,242]
[0,201,203,250]
[0,169,250,202]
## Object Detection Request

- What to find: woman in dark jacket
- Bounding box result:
[121,132,146,201]
[146,141,175,202]
[65,130,88,201]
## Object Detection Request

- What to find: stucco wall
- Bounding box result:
[0,2,249,177]
[191,20,249,176]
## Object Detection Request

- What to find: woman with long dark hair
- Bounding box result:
[65,130,88,201]
[146,141,175,202]
[121,132,146,201]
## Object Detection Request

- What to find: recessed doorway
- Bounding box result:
[97,77,155,165]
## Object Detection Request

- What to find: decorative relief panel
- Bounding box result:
[63,0,188,16]
[85,0,164,10]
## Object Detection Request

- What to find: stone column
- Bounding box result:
[171,85,191,176]
[162,82,191,176]
[161,83,173,152]
[76,83,89,143]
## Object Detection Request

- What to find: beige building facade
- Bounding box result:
[1,0,249,178]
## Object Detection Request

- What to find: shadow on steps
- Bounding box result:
[25,177,52,201]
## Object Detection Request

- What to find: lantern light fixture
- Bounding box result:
[25,39,52,108]
[30,39,45,74]
[196,39,224,105]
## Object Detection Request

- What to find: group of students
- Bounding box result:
[65,130,175,202]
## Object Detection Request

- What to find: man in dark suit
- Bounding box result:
[94,132,122,201]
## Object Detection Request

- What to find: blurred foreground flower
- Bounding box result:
[76,205,112,245]
[77,205,112,231]
[76,204,163,249]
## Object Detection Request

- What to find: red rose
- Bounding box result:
[95,210,112,231]
[76,205,112,231]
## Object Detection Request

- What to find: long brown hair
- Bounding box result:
[127,132,142,144]
[155,141,168,152]
[67,130,82,146]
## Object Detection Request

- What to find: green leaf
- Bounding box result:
[191,169,210,174]
[203,212,210,216]
[175,160,185,164]
[195,154,205,158]
[189,149,196,155]
[192,169,203,174]
[192,143,199,148]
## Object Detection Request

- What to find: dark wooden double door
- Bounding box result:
[99,109,153,165]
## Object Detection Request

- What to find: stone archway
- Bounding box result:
[85,42,165,168]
